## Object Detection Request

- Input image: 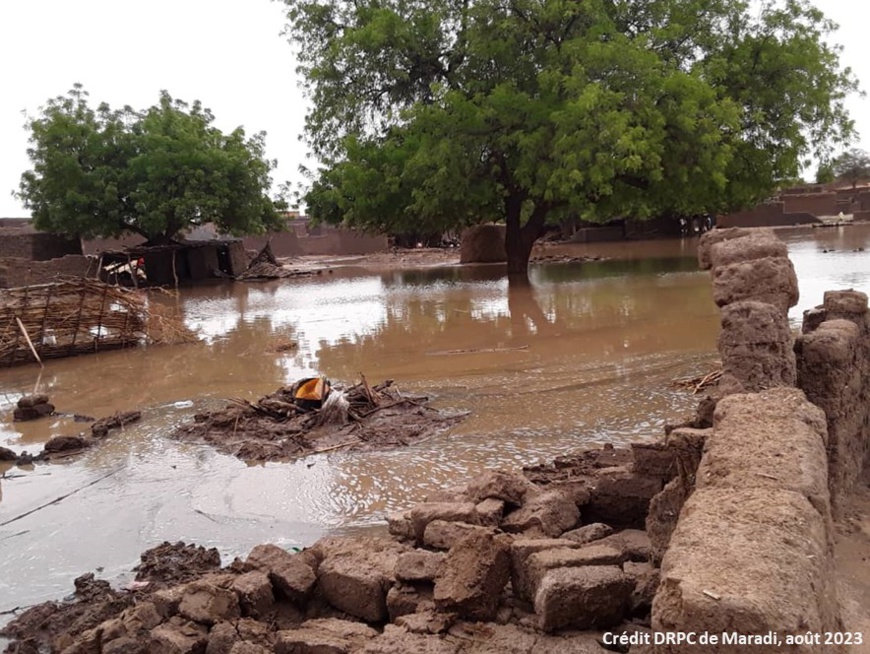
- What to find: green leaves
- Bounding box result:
[19,87,281,241]
[283,0,857,271]
[830,148,870,188]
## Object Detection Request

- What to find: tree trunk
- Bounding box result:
[504,195,549,277]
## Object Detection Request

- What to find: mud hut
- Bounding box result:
[100,239,248,286]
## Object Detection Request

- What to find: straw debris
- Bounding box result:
[0,278,195,367]
[672,362,723,394]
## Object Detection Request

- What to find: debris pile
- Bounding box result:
[173,376,467,461]
[0,279,147,367]
[1,438,696,654]
[236,242,318,281]
[0,278,195,367]
[91,410,142,438]
[12,394,55,422]
[671,363,722,395]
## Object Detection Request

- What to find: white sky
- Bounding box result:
[0,0,868,217]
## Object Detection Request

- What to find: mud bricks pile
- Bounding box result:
[10,461,688,654]
[12,394,54,421]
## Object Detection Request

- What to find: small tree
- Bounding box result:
[815,162,836,185]
[19,86,283,243]
[831,148,870,189]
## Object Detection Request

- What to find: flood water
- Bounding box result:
[1,224,869,614]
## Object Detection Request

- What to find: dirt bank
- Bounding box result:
[172,378,468,461]
[285,243,604,273]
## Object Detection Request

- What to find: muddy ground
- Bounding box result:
[834,469,870,648]
[172,379,468,462]
[282,242,603,273]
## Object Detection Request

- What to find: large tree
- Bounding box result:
[283,0,857,275]
[19,86,283,243]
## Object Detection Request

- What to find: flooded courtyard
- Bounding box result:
[1,225,869,615]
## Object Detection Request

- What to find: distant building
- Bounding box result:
[718,179,870,228]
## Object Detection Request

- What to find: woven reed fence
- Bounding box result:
[0,278,154,367]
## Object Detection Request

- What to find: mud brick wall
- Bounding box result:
[782,192,838,216]
[243,227,388,258]
[717,202,783,228]
[653,390,839,651]
[186,245,220,280]
[243,230,303,257]
[698,227,799,395]
[226,241,249,276]
[650,229,844,652]
[297,230,388,256]
[796,290,870,514]
[0,255,94,288]
[333,229,389,255]
[460,224,507,263]
[0,229,83,261]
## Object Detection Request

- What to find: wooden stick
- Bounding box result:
[94,282,109,352]
[692,369,722,394]
[32,368,43,396]
[311,442,355,454]
[359,372,379,406]
[358,398,410,419]
[38,283,52,347]
[0,467,123,527]
[15,317,43,367]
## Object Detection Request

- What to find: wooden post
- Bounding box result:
[94,283,109,352]
[38,284,53,349]
[69,286,87,356]
[16,317,43,368]
[127,252,138,289]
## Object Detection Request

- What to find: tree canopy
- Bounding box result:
[19,86,283,243]
[831,147,870,189]
[283,0,857,274]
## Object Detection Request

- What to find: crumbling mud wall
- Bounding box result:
[650,228,867,652]
[460,225,507,263]
[652,389,839,652]
[0,254,95,288]
[795,290,870,514]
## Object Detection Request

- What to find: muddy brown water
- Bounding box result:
[1,225,869,617]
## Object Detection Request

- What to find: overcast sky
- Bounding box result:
[1,0,867,217]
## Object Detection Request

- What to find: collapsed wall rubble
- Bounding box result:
[6,442,711,654]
